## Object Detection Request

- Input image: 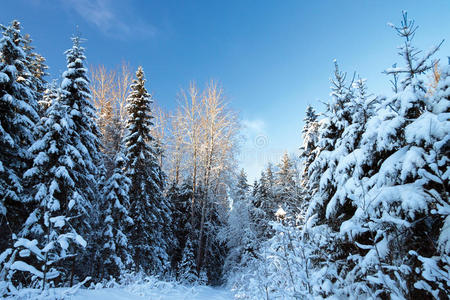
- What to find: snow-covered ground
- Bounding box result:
[70,285,233,300]
[8,278,234,300]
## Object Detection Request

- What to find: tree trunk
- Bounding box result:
[70,256,75,286]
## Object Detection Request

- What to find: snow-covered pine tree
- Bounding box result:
[12,91,88,289]
[0,20,40,253]
[59,35,103,281]
[123,66,172,275]
[97,154,134,279]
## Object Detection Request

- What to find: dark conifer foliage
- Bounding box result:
[300,105,319,183]
[60,35,103,181]
[59,35,104,282]
[0,20,41,253]
[20,91,88,286]
[97,154,133,279]
[177,236,198,283]
[123,66,172,274]
[167,180,193,272]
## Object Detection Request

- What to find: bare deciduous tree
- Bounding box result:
[163,80,240,274]
[90,63,132,172]
[151,103,169,170]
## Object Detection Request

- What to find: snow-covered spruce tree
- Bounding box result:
[40,81,58,112]
[299,105,319,185]
[274,153,301,219]
[123,66,172,275]
[305,76,378,297]
[7,92,88,291]
[178,236,198,284]
[306,60,355,226]
[324,77,376,224]
[299,61,360,297]
[235,169,250,203]
[247,179,265,237]
[60,35,103,184]
[258,164,276,218]
[168,179,193,272]
[430,60,450,287]
[202,203,228,285]
[0,20,40,253]
[250,168,275,239]
[302,64,353,264]
[59,35,103,282]
[0,21,44,108]
[322,12,448,298]
[97,154,134,280]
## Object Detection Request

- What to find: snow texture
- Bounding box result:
[5,278,234,300]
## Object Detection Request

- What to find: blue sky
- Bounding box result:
[2,0,450,180]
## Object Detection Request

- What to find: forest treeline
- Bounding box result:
[0,19,239,293]
[0,12,449,299]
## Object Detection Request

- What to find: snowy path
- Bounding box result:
[69,286,234,300]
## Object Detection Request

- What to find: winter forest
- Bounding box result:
[0,9,449,300]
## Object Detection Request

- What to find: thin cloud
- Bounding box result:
[242,119,265,133]
[64,0,157,39]
[241,118,267,149]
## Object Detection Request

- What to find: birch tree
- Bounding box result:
[90,63,132,173]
